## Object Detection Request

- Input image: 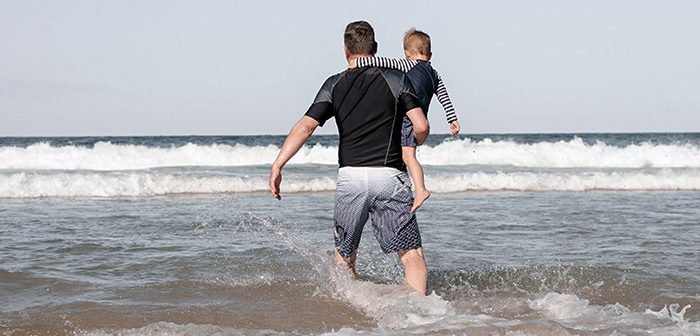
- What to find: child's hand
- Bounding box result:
[450,120,460,135]
[349,58,357,69]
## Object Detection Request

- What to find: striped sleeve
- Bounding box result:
[356,57,417,73]
[434,70,458,123]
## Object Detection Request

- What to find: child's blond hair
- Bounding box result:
[403,28,432,57]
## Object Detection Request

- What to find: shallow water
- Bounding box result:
[1,191,699,335]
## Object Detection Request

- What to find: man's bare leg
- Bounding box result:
[398,247,428,294]
[402,146,430,213]
[334,249,358,280]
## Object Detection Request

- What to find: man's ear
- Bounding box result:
[344,45,351,60]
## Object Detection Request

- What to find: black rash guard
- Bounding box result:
[305,67,421,171]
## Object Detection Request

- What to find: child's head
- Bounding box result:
[403,28,432,60]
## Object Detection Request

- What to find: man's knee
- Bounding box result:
[398,248,426,267]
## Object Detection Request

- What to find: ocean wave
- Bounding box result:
[0,141,335,170]
[425,169,700,192]
[418,137,700,168]
[0,171,333,198]
[2,169,699,198]
[1,138,700,170]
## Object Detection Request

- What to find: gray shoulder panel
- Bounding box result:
[312,71,346,104]
[379,68,406,100]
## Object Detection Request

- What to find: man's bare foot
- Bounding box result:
[411,189,431,213]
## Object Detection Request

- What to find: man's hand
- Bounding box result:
[269,166,282,200]
[450,120,460,135]
[268,116,320,201]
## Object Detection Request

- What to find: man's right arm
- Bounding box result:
[269,75,337,200]
[269,116,319,200]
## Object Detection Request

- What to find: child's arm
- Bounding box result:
[434,71,458,125]
[356,57,418,73]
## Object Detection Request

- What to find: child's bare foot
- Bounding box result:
[411,189,431,213]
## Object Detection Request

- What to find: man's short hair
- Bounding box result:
[403,28,431,56]
[344,21,378,55]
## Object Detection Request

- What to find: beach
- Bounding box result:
[1,134,699,335]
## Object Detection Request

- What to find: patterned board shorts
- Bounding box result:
[334,166,422,258]
[400,116,418,147]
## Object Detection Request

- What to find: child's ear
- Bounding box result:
[404,50,410,59]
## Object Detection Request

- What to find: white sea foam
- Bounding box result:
[0,172,334,198]
[322,286,700,335]
[0,141,336,170]
[2,138,700,170]
[527,293,699,336]
[319,289,700,335]
[424,169,700,192]
[2,169,699,198]
[419,137,700,168]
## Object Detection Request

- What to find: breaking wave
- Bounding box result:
[1,137,700,170]
[2,169,699,198]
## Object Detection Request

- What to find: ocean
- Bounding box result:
[1,133,699,335]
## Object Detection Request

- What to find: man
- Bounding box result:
[268,21,430,294]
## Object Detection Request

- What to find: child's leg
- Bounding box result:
[402,146,430,212]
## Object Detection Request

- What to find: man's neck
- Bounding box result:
[347,53,374,66]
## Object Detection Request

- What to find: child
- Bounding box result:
[353,28,460,212]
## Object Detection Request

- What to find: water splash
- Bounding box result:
[185,198,700,335]
[645,303,692,323]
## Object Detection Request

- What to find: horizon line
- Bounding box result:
[1,131,699,138]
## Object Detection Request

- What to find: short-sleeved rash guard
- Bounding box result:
[305,67,421,171]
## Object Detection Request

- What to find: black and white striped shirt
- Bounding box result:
[356,57,458,123]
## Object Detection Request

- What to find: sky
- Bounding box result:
[1,0,699,136]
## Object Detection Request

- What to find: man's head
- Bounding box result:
[403,28,432,61]
[344,21,378,59]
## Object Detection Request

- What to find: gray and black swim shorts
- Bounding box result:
[334,166,421,258]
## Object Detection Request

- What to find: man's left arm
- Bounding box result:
[406,107,429,145]
[269,116,320,200]
[398,77,429,145]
